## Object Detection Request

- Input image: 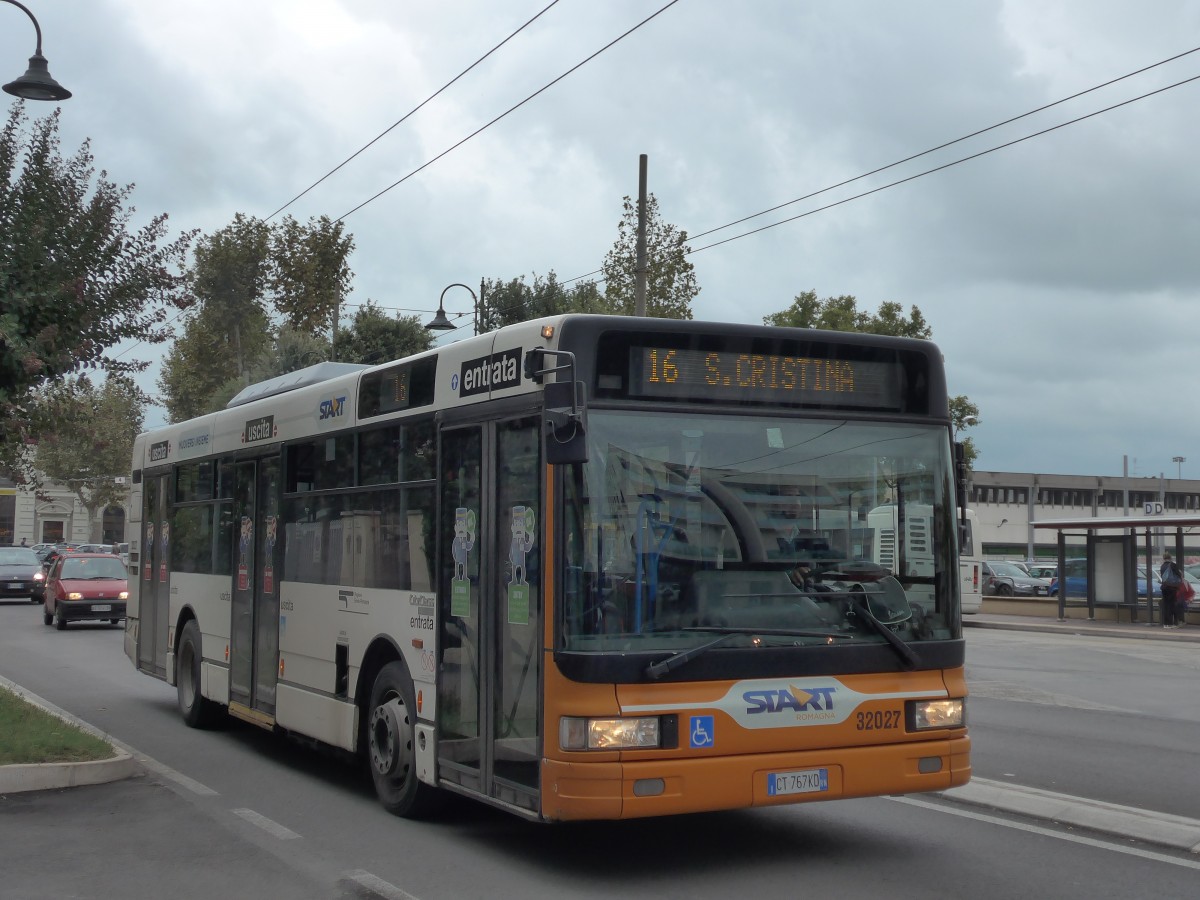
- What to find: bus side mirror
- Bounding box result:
[543,380,588,465]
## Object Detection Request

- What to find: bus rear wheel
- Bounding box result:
[367,661,441,818]
[176,620,223,728]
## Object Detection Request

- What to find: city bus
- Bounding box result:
[125,315,970,822]
[868,504,982,615]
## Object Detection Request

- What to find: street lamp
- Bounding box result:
[2,0,72,101]
[1173,456,1185,479]
[425,282,479,335]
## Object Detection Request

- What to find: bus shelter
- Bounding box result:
[1033,513,1200,622]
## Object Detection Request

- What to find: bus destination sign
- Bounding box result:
[631,347,903,409]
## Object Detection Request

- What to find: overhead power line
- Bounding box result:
[335,0,683,221]
[561,45,1200,285]
[265,0,564,222]
[687,72,1200,257]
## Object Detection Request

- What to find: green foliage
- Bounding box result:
[479,273,614,332]
[764,289,931,338]
[158,212,357,422]
[0,103,193,476]
[335,302,433,367]
[601,194,697,319]
[32,375,144,526]
[949,394,980,470]
[272,215,354,333]
[765,290,980,470]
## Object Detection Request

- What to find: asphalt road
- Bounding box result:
[1,601,1198,900]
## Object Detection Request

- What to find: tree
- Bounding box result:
[33,375,144,540]
[601,194,698,319]
[479,272,614,332]
[0,104,193,477]
[158,213,357,422]
[950,395,981,470]
[764,290,930,338]
[335,302,433,367]
[765,290,980,466]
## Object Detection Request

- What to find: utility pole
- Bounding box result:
[634,154,648,317]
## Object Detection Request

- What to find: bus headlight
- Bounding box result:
[908,699,965,730]
[560,716,661,750]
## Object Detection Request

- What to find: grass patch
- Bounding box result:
[0,686,115,765]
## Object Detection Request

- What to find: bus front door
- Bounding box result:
[228,456,281,722]
[438,416,542,814]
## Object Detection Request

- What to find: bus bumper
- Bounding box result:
[541,733,971,821]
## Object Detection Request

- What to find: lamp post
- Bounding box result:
[425,282,480,335]
[2,0,72,101]
[953,414,978,439]
[1173,456,1185,479]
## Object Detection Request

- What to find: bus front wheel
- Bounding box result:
[367,661,441,818]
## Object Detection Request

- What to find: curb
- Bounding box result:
[0,675,141,795]
[941,777,1200,854]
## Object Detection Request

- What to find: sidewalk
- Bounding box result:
[965,611,1200,642]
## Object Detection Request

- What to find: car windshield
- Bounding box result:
[560,409,959,656]
[59,557,127,580]
[991,562,1029,578]
[0,548,39,565]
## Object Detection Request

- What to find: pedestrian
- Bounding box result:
[1158,552,1183,628]
[19,537,26,547]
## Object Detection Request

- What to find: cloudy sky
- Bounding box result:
[4,0,1199,479]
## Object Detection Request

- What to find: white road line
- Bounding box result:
[892,796,1200,869]
[232,807,302,840]
[343,870,422,900]
[125,748,219,796]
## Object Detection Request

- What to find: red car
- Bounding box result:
[42,552,128,630]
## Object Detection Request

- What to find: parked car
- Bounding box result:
[0,545,45,603]
[75,543,112,554]
[42,551,128,630]
[982,560,1052,597]
[1026,562,1058,580]
[1047,558,1159,599]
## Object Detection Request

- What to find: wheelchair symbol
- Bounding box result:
[690,715,714,749]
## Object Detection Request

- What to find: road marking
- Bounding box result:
[232,807,301,840]
[892,795,1200,869]
[126,749,219,796]
[342,870,422,900]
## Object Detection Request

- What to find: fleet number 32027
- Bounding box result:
[856,710,900,730]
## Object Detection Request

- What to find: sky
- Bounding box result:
[4,0,1200,479]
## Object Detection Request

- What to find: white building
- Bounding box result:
[0,476,129,547]
[968,470,1200,560]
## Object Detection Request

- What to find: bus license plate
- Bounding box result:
[93,604,111,612]
[767,768,829,796]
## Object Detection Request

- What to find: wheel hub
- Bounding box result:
[369,698,408,778]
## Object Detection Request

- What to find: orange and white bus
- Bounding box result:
[125,315,970,821]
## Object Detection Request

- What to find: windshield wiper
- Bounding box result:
[848,598,919,670]
[644,626,850,680]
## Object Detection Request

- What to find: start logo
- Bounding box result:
[319,396,346,420]
[744,685,837,717]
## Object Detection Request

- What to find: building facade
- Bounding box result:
[969,469,1200,560]
[0,476,129,546]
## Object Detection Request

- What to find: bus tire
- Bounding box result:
[367,661,441,818]
[177,619,222,729]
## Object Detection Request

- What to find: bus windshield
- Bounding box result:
[561,409,957,654]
